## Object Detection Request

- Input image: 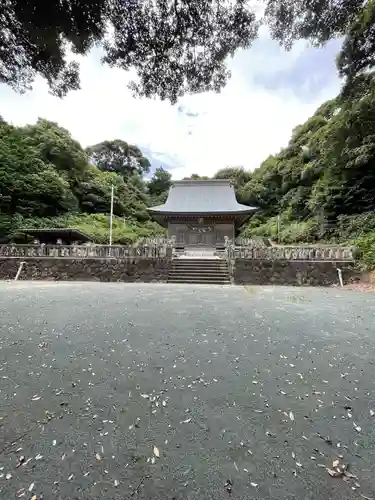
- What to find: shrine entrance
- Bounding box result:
[185,224,214,247]
[174,220,234,248]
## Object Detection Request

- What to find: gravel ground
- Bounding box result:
[0,282,375,500]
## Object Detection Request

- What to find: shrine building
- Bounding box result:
[147,179,256,249]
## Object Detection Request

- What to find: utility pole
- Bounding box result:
[109,185,114,246]
[277,215,280,244]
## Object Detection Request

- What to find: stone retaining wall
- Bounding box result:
[0,257,359,286]
[234,260,358,286]
[0,258,171,282]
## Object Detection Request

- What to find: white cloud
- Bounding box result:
[0,32,341,179]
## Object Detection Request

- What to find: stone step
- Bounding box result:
[169,274,230,280]
[168,278,231,284]
[172,263,228,268]
[172,259,227,266]
[170,266,228,270]
[173,259,227,263]
[169,257,230,284]
[170,266,229,270]
[169,268,228,274]
[170,271,229,276]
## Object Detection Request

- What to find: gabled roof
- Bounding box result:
[148,179,256,215]
[17,228,93,242]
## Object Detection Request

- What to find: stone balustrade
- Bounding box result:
[233,245,354,260]
[0,244,173,259]
[135,237,170,246]
[0,243,354,261]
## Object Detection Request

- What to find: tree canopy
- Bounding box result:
[86,140,150,178]
[2,0,257,102]
[147,167,172,201]
[3,0,375,101]
[0,0,375,102]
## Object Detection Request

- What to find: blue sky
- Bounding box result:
[0,29,342,179]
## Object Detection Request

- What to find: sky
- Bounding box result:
[0,28,342,179]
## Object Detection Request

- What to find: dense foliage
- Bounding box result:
[3,0,375,101]
[0,118,165,243]
[86,140,150,178]
[233,73,375,267]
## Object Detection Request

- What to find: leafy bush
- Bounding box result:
[336,212,375,240]
[278,219,318,244]
[11,214,165,245]
[351,232,375,270]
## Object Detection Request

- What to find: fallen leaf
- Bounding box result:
[327,468,343,478]
[153,446,160,458]
[344,471,358,480]
[353,422,362,432]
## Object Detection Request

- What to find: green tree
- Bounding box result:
[0,115,155,239]
[21,119,88,179]
[4,0,375,103]
[0,124,78,217]
[237,71,375,244]
[86,140,150,179]
[2,0,257,102]
[214,167,251,187]
[147,167,172,198]
[182,174,210,180]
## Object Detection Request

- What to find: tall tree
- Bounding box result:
[86,140,150,178]
[182,174,210,180]
[0,123,78,217]
[2,0,257,102]
[214,167,251,188]
[147,167,172,198]
[4,0,375,102]
[21,119,88,179]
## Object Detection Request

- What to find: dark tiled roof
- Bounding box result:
[148,180,256,214]
[18,228,93,242]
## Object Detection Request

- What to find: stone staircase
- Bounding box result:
[168,258,231,285]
